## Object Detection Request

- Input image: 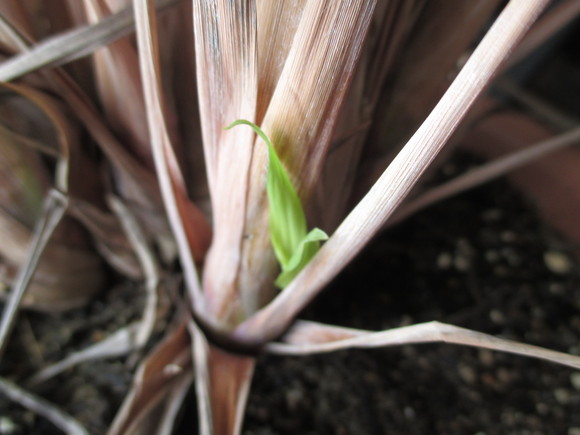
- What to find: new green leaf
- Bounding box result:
[226,119,328,288]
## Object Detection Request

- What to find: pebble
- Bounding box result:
[570,372,580,390]
[501,247,521,267]
[535,402,549,415]
[554,388,571,404]
[458,364,476,385]
[454,255,470,271]
[285,387,303,411]
[478,349,495,367]
[455,239,472,271]
[500,231,517,242]
[497,368,511,384]
[0,417,17,434]
[548,283,565,295]
[489,309,505,324]
[482,208,502,222]
[163,364,183,375]
[543,251,573,274]
[485,250,499,263]
[437,252,452,269]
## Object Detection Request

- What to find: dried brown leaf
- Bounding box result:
[268,320,580,370]
[133,0,211,323]
[358,0,502,197]
[233,0,551,345]
[69,199,142,279]
[193,0,258,322]
[108,323,191,435]
[82,0,153,167]
[315,0,423,230]
[0,0,185,81]
[255,0,306,122]
[189,321,255,435]
[0,83,104,314]
[0,15,172,237]
[0,376,89,435]
[0,190,67,356]
[508,0,580,68]
[391,125,580,226]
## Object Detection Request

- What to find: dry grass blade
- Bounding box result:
[0,190,67,358]
[50,44,173,240]
[507,0,580,68]
[31,195,161,383]
[0,0,37,52]
[156,371,193,435]
[390,126,580,226]
[254,0,306,122]
[0,0,184,81]
[31,323,142,383]
[0,82,104,315]
[234,0,551,344]
[255,0,376,195]
[108,323,191,435]
[0,0,175,239]
[205,347,254,435]
[188,319,255,435]
[189,321,212,435]
[0,123,59,158]
[0,10,30,52]
[83,0,152,167]
[267,320,580,370]
[358,0,501,196]
[109,196,159,346]
[53,72,183,238]
[316,1,422,230]
[0,81,72,192]
[0,376,89,435]
[68,199,142,279]
[193,0,258,322]
[133,0,210,322]
[495,79,578,130]
[275,319,366,345]
[0,124,50,235]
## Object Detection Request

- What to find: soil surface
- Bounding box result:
[4,152,579,434]
[241,153,580,434]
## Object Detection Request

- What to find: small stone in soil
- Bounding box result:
[489,309,505,324]
[554,388,571,404]
[543,250,573,274]
[458,363,477,385]
[570,372,580,390]
[0,416,18,434]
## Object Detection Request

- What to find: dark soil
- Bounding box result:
[1,152,579,435]
[242,153,580,434]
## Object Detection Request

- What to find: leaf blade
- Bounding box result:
[275,228,328,288]
[226,119,328,288]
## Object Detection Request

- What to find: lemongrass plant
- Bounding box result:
[0,0,580,433]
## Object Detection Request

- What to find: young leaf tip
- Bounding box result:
[227,119,328,288]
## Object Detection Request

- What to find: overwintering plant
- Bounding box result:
[0,0,579,433]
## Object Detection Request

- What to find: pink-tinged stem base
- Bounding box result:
[206,345,255,435]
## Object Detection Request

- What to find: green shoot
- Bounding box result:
[226,119,328,288]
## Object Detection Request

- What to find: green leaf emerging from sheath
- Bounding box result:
[226,120,328,288]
